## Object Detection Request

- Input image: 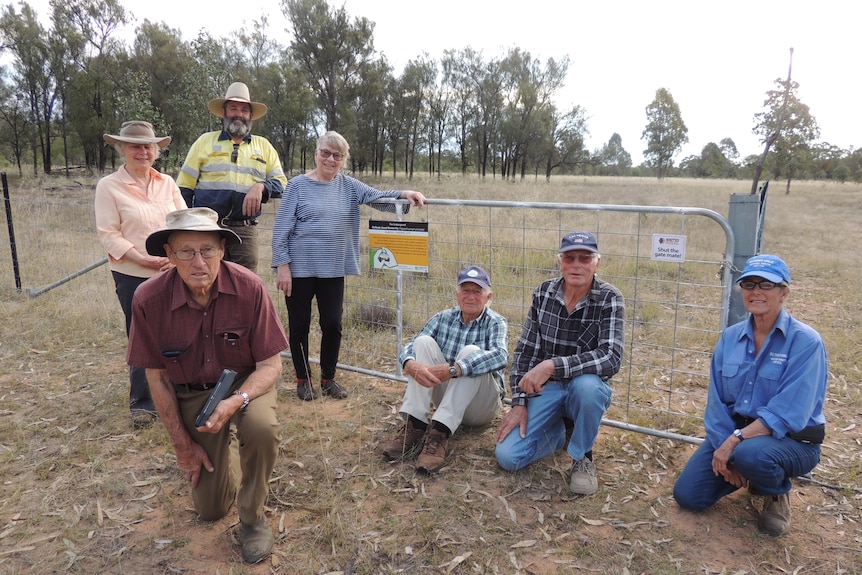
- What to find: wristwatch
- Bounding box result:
[733,428,745,441]
[448,364,458,378]
[234,390,250,411]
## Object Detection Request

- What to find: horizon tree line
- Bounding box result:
[1,0,858,186]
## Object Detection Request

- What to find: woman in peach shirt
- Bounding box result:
[95,121,186,429]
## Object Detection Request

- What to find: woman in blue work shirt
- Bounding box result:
[673,254,827,537]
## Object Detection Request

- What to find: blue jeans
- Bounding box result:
[496,375,612,471]
[673,435,821,511]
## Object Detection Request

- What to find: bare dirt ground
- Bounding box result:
[0,351,859,574]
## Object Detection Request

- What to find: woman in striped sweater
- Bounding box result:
[272,131,426,401]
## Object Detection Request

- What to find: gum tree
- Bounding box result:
[641,87,688,179]
[752,78,819,194]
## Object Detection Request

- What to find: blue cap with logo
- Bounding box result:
[559,231,599,254]
[457,265,491,290]
[737,254,791,284]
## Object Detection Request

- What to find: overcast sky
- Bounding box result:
[23,0,861,165]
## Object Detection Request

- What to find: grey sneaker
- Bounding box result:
[569,457,598,495]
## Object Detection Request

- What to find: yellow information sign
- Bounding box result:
[368,220,429,272]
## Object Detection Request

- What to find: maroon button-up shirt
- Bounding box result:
[128,260,287,386]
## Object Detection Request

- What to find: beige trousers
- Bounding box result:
[400,335,502,433]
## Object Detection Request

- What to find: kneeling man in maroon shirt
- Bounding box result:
[128,207,287,564]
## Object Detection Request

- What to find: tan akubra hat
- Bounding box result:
[103,121,171,148]
[145,208,241,257]
[207,82,268,120]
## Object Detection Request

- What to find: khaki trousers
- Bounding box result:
[176,384,279,524]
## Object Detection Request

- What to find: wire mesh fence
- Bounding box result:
[1,178,734,443]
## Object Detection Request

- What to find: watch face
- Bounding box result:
[449,366,457,377]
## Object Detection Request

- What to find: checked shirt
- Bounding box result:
[510,276,624,404]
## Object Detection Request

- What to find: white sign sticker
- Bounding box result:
[651,234,687,262]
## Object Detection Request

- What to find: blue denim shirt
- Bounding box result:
[704,308,827,449]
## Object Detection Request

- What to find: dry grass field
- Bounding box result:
[0,174,860,574]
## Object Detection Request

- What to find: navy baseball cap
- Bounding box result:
[737,254,791,284]
[559,231,599,254]
[457,265,491,290]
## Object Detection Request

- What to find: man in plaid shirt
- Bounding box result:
[382,265,509,474]
[495,231,624,495]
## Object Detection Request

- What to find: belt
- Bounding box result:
[222,218,257,227]
[178,382,217,391]
[733,415,758,427]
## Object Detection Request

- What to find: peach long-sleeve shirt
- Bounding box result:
[94,165,186,278]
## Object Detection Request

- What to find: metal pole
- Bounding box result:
[26,257,109,297]
[1,173,22,292]
[394,203,406,377]
[727,191,764,325]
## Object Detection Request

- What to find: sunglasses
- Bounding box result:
[739,280,783,290]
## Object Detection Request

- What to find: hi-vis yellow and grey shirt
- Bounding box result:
[177,130,286,222]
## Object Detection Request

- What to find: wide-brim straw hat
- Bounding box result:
[103,121,171,148]
[146,208,241,257]
[208,82,268,120]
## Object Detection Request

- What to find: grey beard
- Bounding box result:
[224,118,252,138]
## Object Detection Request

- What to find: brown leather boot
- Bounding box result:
[382,420,425,460]
[758,493,791,536]
[415,428,449,473]
[239,519,274,564]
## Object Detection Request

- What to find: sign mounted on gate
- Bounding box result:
[651,234,687,262]
[369,220,429,272]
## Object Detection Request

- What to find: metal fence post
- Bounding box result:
[2,173,22,292]
[727,190,765,324]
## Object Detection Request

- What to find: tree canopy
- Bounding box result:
[642,88,688,179]
[0,1,855,183]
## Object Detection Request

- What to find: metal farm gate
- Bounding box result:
[329,198,735,444]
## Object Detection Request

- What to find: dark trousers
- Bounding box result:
[285,276,344,381]
[222,222,258,273]
[112,271,154,411]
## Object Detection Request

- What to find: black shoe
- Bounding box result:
[297,378,318,401]
[321,379,348,399]
[130,409,158,429]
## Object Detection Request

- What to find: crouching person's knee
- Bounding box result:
[495,442,520,472]
[195,497,234,522]
[672,481,710,512]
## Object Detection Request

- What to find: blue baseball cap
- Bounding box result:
[457,265,491,290]
[559,231,599,254]
[737,254,791,284]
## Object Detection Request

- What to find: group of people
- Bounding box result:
[94,82,424,563]
[94,82,827,564]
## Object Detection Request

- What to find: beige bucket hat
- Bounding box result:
[146,208,241,257]
[103,121,171,148]
[208,82,268,120]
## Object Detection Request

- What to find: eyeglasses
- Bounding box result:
[559,252,597,264]
[318,149,345,161]
[739,279,782,291]
[230,143,239,163]
[172,247,221,261]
